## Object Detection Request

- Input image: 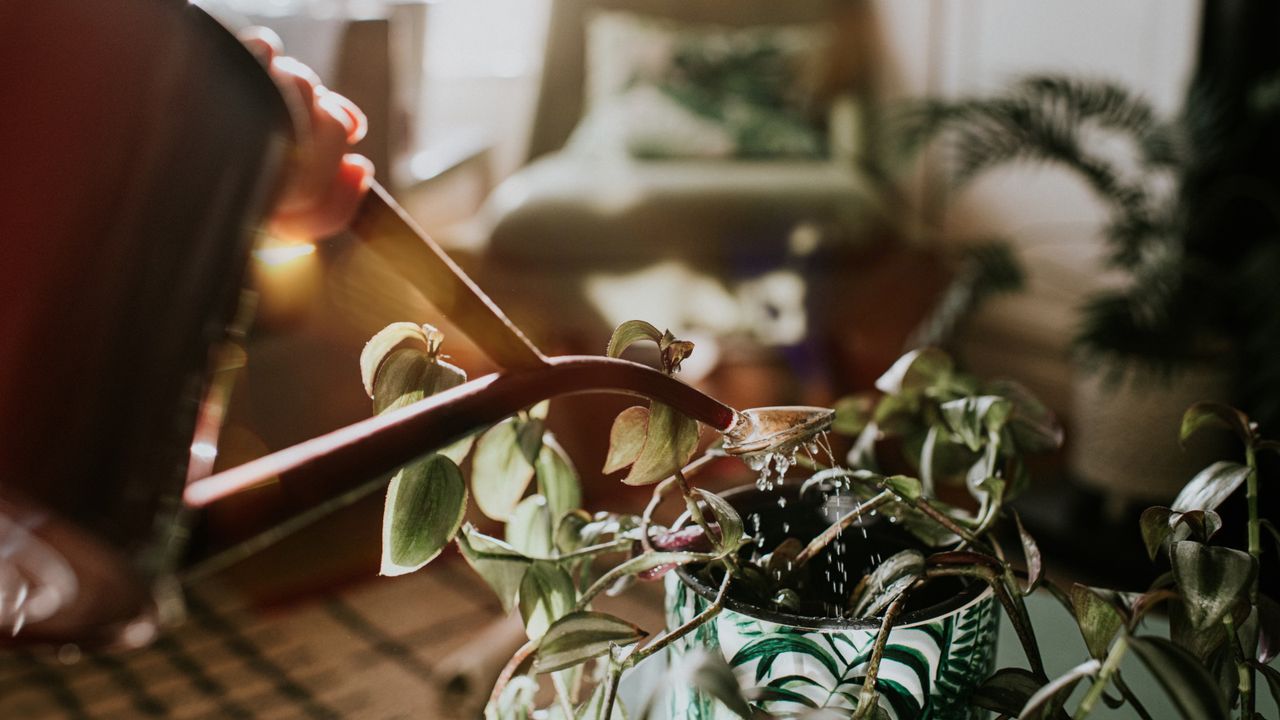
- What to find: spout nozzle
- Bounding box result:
[721,406,834,456]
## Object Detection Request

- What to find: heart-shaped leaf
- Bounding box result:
[360,322,437,397]
[1170,540,1256,631]
[519,561,576,640]
[380,454,467,577]
[457,526,530,612]
[370,348,468,416]
[1128,635,1230,720]
[1181,402,1254,449]
[532,611,646,674]
[472,416,544,520]
[1172,461,1252,514]
[536,435,581,518]
[850,549,924,618]
[603,406,649,475]
[1014,511,1042,594]
[1018,659,1100,720]
[692,489,745,552]
[875,347,953,393]
[621,403,699,486]
[1140,507,1175,561]
[506,495,554,558]
[1071,584,1125,659]
[606,320,663,358]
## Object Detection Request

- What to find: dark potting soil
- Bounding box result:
[689,488,969,621]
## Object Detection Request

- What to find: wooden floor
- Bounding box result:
[0,558,664,719]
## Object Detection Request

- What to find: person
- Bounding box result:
[240,26,373,241]
[0,1,376,646]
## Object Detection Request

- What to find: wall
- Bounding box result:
[869,0,1203,412]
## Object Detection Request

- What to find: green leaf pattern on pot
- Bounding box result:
[664,574,998,719]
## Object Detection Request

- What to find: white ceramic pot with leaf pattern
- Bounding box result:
[663,487,999,720]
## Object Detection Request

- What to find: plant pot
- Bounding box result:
[664,486,999,719]
[1071,360,1231,508]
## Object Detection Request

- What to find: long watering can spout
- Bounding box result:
[184,356,834,512]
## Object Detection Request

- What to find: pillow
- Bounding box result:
[575,11,830,160]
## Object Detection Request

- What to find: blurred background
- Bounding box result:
[8,0,1280,716]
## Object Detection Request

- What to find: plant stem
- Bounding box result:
[488,639,537,711]
[1074,634,1128,719]
[576,551,717,611]
[559,538,635,562]
[794,491,894,567]
[927,565,1047,680]
[639,477,679,554]
[851,590,910,719]
[551,671,576,718]
[1223,614,1253,719]
[600,663,623,720]
[627,572,731,668]
[1245,442,1260,718]
[675,468,741,575]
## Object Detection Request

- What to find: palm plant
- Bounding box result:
[901,73,1280,430]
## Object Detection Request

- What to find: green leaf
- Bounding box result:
[1171,509,1223,544]
[1013,511,1043,594]
[849,549,924,618]
[1180,402,1254,449]
[1128,635,1231,720]
[692,488,745,552]
[832,394,875,436]
[603,406,649,475]
[971,668,1045,718]
[1140,507,1175,561]
[360,321,435,397]
[1071,584,1125,659]
[519,561,576,640]
[680,648,753,719]
[1018,659,1100,720]
[532,611,646,674]
[370,348,467,415]
[1172,461,1251,513]
[940,396,1013,451]
[380,454,467,577]
[1170,540,1256,631]
[472,416,545,520]
[555,510,592,554]
[988,379,1063,453]
[875,347,953,394]
[883,474,923,501]
[506,495,554,558]
[458,527,530,612]
[536,435,581,518]
[606,320,663,358]
[621,403,699,486]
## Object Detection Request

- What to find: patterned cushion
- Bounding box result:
[573,11,831,160]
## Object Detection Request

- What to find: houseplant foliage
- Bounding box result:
[900,74,1280,430]
[361,320,1275,718]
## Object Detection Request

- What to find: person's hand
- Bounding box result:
[241,28,373,241]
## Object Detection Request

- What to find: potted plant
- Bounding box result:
[361,318,1068,718]
[899,72,1280,505]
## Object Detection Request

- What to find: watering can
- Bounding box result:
[0,0,830,649]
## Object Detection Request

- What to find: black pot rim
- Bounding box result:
[673,484,990,632]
